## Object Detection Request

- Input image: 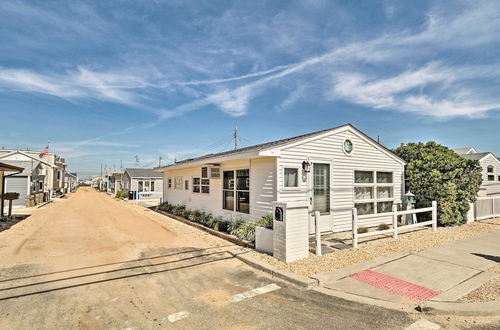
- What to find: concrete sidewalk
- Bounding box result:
[314,230,500,310]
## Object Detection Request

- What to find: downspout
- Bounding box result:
[1,169,22,217]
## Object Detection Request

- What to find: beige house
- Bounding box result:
[157,124,406,233]
[453,147,500,196]
[0,150,67,196]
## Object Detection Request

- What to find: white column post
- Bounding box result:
[432,201,437,231]
[352,208,358,248]
[492,197,496,218]
[314,211,321,256]
[392,204,398,239]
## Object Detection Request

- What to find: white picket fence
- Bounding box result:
[471,196,500,221]
[136,191,163,203]
[352,201,437,248]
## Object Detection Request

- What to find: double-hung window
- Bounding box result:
[192,177,209,193]
[167,178,172,189]
[223,169,250,213]
[354,171,394,215]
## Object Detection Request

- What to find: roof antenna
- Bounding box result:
[234,126,238,150]
[377,135,380,144]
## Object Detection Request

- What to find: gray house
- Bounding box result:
[122,168,163,195]
[1,160,47,207]
[453,147,500,196]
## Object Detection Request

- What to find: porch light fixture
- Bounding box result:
[302,160,311,173]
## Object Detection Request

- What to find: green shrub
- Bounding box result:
[115,191,128,199]
[234,221,258,241]
[256,214,273,228]
[228,219,244,236]
[378,223,390,231]
[182,209,192,219]
[172,205,186,216]
[191,210,202,222]
[357,227,368,234]
[393,142,482,225]
[214,219,229,232]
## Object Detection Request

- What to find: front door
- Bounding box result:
[309,163,332,233]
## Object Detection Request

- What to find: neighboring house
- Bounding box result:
[0,150,67,197]
[122,168,163,196]
[0,161,24,217]
[107,172,124,195]
[0,159,49,207]
[157,124,406,233]
[453,148,500,196]
[64,172,78,192]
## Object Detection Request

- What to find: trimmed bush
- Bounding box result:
[393,142,482,225]
[115,190,128,199]
[357,227,368,234]
[378,223,390,231]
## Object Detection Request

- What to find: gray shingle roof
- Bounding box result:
[459,152,491,161]
[160,124,405,169]
[452,147,475,154]
[125,168,163,178]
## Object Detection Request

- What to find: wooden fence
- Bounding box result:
[352,201,437,248]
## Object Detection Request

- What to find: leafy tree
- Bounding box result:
[393,142,482,225]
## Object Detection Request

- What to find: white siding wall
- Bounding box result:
[162,157,276,221]
[479,154,500,195]
[278,128,404,232]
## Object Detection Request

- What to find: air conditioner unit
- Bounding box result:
[209,167,220,179]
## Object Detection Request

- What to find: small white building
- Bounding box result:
[122,168,163,196]
[157,124,406,233]
[453,147,500,196]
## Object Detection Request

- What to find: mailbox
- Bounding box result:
[3,192,20,201]
[274,207,284,222]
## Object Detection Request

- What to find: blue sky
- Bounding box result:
[1,1,500,177]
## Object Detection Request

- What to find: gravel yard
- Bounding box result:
[249,218,500,277]
[459,265,500,303]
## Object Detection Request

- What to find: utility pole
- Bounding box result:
[158,156,163,168]
[234,126,238,150]
[120,160,123,171]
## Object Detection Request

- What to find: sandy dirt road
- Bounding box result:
[0,188,484,329]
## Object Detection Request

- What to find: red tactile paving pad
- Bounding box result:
[350,269,439,302]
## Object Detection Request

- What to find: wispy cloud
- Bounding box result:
[1,0,500,121]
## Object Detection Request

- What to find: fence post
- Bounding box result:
[392,204,398,239]
[352,208,358,248]
[315,211,322,256]
[492,197,496,218]
[432,201,437,231]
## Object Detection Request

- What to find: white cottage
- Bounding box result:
[453,148,500,196]
[157,124,406,233]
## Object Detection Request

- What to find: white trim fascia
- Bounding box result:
[0,150,55,168]
[157,150,264,172]
[260,125,407,166]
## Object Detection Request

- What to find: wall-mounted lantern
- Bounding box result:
[302,160,311,173]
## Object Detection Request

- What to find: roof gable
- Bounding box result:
[0,150,54,167]
[270,125,406,165]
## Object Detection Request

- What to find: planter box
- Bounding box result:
[255,226,273,254]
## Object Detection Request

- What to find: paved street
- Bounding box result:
[0,188,494,329]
